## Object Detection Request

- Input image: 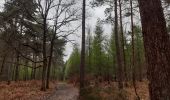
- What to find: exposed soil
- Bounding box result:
[45,83,79,100]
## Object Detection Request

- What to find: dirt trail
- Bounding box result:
[45,83,79,100]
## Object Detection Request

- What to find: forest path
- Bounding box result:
[45,83,79,100]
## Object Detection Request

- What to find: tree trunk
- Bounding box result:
[7,62,11,85]
[15,52,19,82]
[32,54,36,80]
[0,55,7,75]
[118,0,127,83]
[138,0,170,99]
[114,0,123,89]
[88,28,91,73]
[136,46,142,81]
[80,0,86,92]
[46,39,54,89]
[24,60,28,81]
[7,56,14,85]
[130,1,140,99]
[41,18,47,91]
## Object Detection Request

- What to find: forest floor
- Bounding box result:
[0,80,149,100]
[80,80,149,100]
[0,80,78,100]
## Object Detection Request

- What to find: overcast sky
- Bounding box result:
[0,0,4,11]
[0,0,112,61]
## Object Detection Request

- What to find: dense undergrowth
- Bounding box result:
[80,81,149,100]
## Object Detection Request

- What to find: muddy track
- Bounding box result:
[45,83,79,100]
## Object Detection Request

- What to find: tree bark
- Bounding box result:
[15,52,19,82]
[41,17,47,91]
[46,38,54,89]
[0,55,7,75]
[32,53,36,80]
[7,61,11,85]
[24,59,28,81]
[118,0,127,83]
[88,28,91,73]
[80,0,86,90]
[114,0,123,89]
[138,0,170,99]
[130,1,140,99]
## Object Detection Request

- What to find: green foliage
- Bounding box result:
[64,20,145,82]
[51,65,64,80]
[65,20,117,80]
[108,29,117,77]
[80,86,102,100]
[91,20,104,76]
[65,45,80,78]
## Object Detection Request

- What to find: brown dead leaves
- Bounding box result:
[0,80,57,100]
